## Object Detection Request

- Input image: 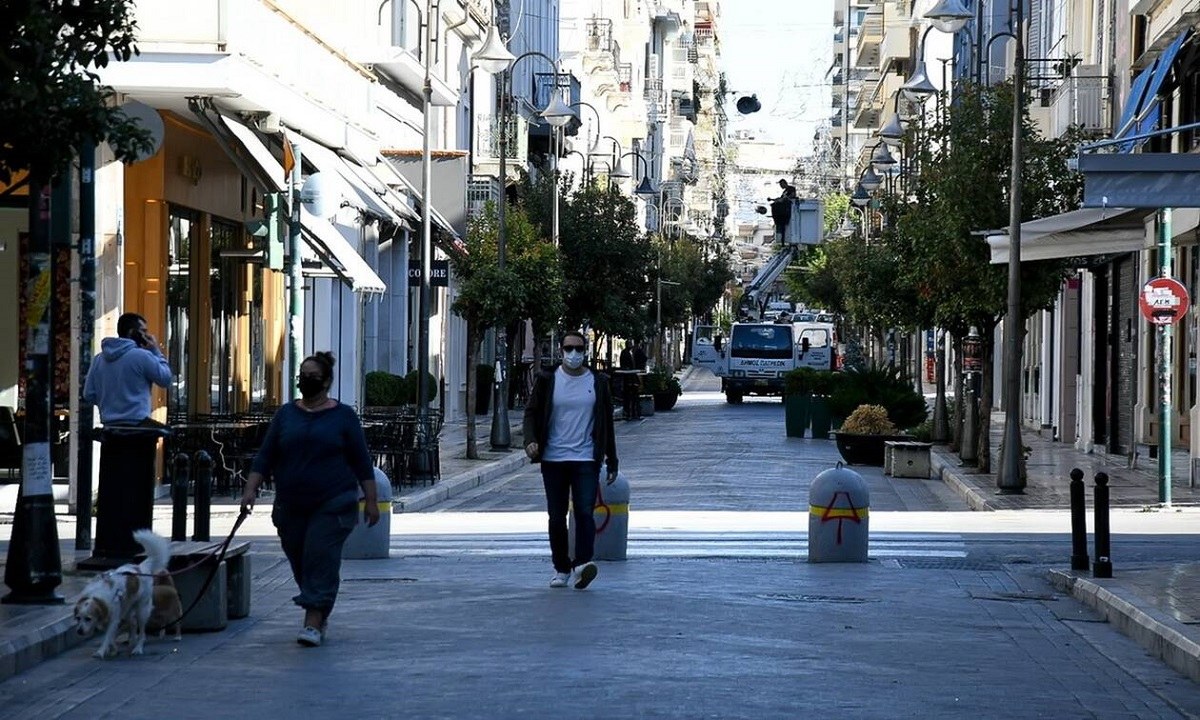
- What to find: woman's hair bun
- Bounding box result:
[315,351,336,369]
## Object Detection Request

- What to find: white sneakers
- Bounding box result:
[549,563,598,589]
[573,562,598,590]
[296,626,322,647]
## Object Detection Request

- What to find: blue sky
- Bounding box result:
[720,0,834,153]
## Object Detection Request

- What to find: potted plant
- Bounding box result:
[833,404,914,465]
[782,367,816,438]
[808,371,838,439]
[644,366,682,411]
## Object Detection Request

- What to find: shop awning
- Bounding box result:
[189,99,289,193]
[292,135,410,227]
[339,158,420,227]
[985,207,1148,264]
[372,158,467,256]
[300,207,387,294]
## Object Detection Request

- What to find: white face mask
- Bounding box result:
[562,350,585,370]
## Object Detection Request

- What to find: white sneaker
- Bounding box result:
[549,572,571,588]
[573,562,598,590]
[297,626,322,647]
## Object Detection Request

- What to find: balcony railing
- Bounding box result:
[476,113,528,161]
[467,175,501,220]
[1049,75,1110,137]
[586,18,616,54]
[617,63,633,93]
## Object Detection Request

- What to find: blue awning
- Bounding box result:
[1120,29,1192,149]
[1113,62,1157,141]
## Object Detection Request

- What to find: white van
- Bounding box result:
[692,322,836,403]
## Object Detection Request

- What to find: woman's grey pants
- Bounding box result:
[272,494,358,615]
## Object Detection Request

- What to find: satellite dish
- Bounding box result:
[300,172,337,218]
[118,100,165,163]
[736,95,762,115]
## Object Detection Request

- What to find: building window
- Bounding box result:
[210,219,239,415]
[166,207,198,417]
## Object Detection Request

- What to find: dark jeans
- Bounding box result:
[541,461,599,573]
[272,492,358,616]
[618,371,641,420]
[94,432,157,560]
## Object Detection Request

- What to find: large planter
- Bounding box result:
[809,396,832,439]
[784,394,812,438]
[833,432,914,466]
[652,391,679,411]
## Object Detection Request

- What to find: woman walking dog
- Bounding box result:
[240,352,379,647]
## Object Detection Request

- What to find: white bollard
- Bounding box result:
[342,468,392,559]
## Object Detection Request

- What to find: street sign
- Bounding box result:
[1139,277,1190,326]
[408,259,449,287]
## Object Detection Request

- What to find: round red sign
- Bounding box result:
[1140,277,1191,326]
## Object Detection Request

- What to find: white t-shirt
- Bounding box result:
[542,367,596,462]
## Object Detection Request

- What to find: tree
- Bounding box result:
[1,1,153,183]
[558,183,655,344]
[451,202,563,458]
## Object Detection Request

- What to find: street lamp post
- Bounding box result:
[472,38,571,449]
[995,0,1026,492]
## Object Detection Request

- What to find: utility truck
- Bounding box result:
[692,321,835,403]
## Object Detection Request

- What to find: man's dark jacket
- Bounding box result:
[522,367,618,475]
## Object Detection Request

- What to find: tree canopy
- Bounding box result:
[1,0,154,183]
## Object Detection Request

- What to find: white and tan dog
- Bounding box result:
[73,529,171,658]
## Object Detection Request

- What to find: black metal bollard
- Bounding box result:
[1092,472,1113,578]
[193,450,213,542]
[1069,468,1089,571]
[172,453,190,542]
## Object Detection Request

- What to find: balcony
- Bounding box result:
[585,18,620,64]
[855,8,885,69]
[1045,74,1111,139]
[617,63,633,94]
[467,175,501,220]
[476,113,529,166]
[531,71,581,139]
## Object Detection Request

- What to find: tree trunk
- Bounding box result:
[465,325,481,460]
[933,331,950,442]
[976,325,996,474]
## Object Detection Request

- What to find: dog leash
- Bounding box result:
[162,507,251,629]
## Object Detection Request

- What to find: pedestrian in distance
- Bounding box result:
[523,330,619,590]
[240,351,380,647]
[83,312,173,424]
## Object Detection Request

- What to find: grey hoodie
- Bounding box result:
[83,337,173,424]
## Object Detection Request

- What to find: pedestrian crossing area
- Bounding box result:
[387,531,968,560]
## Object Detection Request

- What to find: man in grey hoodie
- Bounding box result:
[83,313,173,424]
[82,312,173,563]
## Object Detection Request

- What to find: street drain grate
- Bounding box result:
[896,558,1002,571]
[756,593,873,604]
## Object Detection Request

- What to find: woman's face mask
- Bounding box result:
[562,349,586,370]
[297,374,326,399]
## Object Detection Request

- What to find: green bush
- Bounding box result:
[402,369,440,404]
[364,371,404,406]
[783,367,817,395]
[809,371,839,397]
[643,366,681,396]
[828,365,926,430]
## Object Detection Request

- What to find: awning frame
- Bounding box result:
[300,206,387,294]
[985,207,1149,264]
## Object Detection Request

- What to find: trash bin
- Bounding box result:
[342,468,392,559]
[807,462,869,563]
[79,422,170,570]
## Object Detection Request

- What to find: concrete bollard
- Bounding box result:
[342,468,393,559]
[807,462,869,563]
[593,473,630,561]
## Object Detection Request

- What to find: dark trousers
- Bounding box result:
[94,433,157,560]
[272,493,358,616]
[541,461,599,573]
[619,371,641,420]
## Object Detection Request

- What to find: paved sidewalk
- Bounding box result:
[931,412,1200,685]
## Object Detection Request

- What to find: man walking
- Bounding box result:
[523,330,619,589]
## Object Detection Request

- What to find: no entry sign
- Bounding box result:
[1140,277,1191,326]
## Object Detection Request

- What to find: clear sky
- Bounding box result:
[720,0,834,155]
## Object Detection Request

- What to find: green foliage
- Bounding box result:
[822,192,850,236]
[1,1,154,183]
[828,365,927,430]
[364,371,404,406]
[785,245,845,316]
[783,367,818,396]
[655,236,733,328]
[642,365,682,396]
[401,370,439,404]
[556,183,655,340]
[451,201,564,341]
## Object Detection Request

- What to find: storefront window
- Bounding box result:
[167,208,198,417]
[250,266,266,410]
[210,220,238,415]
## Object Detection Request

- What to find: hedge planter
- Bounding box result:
[653,391,679,412]
[809,396,832,439]
[784,394,812,438]
[833,432,914,466]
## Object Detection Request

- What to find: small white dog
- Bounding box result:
[73,529,172,658]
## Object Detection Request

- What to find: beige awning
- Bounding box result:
[986,208,1149,264]
[300,207,387,294]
